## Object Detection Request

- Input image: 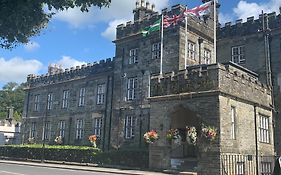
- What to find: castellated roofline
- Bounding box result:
[116,3,210,41]
[26,58,114,87]
[150,62,271,107]
[219,7,281,38]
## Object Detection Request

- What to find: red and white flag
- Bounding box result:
[163,13,185,28]
[184,1,212,17]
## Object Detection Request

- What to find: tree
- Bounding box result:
[0,0,111,49]
[0,82,26,121]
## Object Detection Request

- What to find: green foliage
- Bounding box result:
[0,82,26,121]
[0,145,148,168]
[0,0,111,49]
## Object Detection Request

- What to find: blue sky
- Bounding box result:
[0,0,279,88]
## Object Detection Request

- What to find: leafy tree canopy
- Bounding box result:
[0,0,111,49]
[0,82,26,121]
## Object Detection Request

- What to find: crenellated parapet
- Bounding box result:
[27,58,114,88]
[116,3,212,40]
[218,8,281,38]
[150,62,271,106]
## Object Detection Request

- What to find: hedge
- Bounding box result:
[0,145,148,168]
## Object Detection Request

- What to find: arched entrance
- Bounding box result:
[169,105,202,159]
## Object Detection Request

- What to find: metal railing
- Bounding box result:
[221,154,278,175]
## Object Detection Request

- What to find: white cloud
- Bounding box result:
[0,57,43,84]
[54,0,169,40]
[221,0,281,24]
[55,0,169,27]
[24,41,40,52]
[102,19,128,40]
[52,56,86,69]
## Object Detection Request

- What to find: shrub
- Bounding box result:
[0,145,149,168]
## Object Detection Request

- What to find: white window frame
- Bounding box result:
[58,120,66,138]
[152,42,161,59]
[76,119,84,140]
[187,41,196,60]
[62,90,69,108]
[93,117,103,137]
[259,114,270,143]
[97,84,105,105]
[47,93,53,110]
[231,106,236,140]
[34,94,40,111]
[236,162,245,175]
[125,116,135,139]
[261,162,272,175]
[30,122,36,138]
[78,88,86,106]
[203,49,211,64]
[43,121,51,140]
[231,45,245,64]
[127,77,137,101]
[129,48,138,64]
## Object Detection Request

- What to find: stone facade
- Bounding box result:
[149,63,273,174]
[21,0,277,174]
[217,9,281,155]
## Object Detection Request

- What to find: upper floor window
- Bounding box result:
[76,119,84,140]
[30,122,36,138]
[34,94,40,111]
[127,77,137,101]
[62,90,69,108]
[78,88,86,106]
[58,120,66,138]
[43,121,51,140]
[97,84,105,105]
[125,116,135,139]
[187,41,196,60]
[259,114,270,143]
[231,106,236,140]
[231,45,245,64]
[93,117,103,137]
[47,93,53,110]
[152,42,161,59]
[203,49,211,64]
[129,48,138,64]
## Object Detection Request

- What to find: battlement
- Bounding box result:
[150,62,271,105]
[27,58,114,88]
[116,3,211,40]
[218,8,281,38]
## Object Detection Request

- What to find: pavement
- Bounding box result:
[0,159,171,175]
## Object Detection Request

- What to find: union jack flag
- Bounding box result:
[163,13,185,28]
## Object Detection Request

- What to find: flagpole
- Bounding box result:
[213,0,217,63]
[184,7,188,69]
[160,14,164,75]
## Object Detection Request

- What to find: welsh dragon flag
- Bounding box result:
[141,18,161,37]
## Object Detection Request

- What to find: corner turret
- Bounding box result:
[133,0,156,22]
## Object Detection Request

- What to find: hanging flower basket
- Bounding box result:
[166,129,182,145]
[186,126,197,145]
[89,134,98,148]
[144,130,159,144]
[54,136,63,145]
[201,124,217,142]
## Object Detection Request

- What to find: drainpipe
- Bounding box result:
[198,38,203,64]
[103,75,112,151]
[107,74,115,151]
[254,105,259,175]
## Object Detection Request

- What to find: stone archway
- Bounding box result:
[169,105,202,159]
